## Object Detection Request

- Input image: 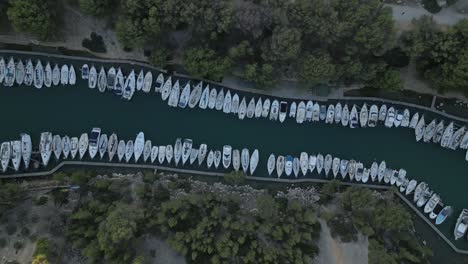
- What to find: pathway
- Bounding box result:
[388,4,468,28]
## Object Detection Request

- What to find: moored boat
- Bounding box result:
[215,89,224,110]
[136,70,144,91]
[255,97,263,118]
[182,139,193,165]
[370,162,378,182]
[160,74,172,99]
[79,133,89,160]
[98,66,107,92]
[285,155,293,176]
[178,82,191,108]
[405,179,417,196]
[279,101,288,123]
[335,103,342,124]
[117,140,125,162]
[16,59,24,85]
[349,105,358,128]
[309,155,317,174]
[150,146,158,163]
[231,93,239,114]
[246,98,256,119]
[413,182,427,203]
[34,60,44,89]
[223,90,232,113]
[125,140,134,162]
[143,71,153,93]
[98,134,108,159]
[409,112,419,129]
[81,64,89,79]
[289,102,297,118]
[267,154,275,176]
[269,100,279,121]
[132,132,144,162]
[158,145,166,164]
[166,145,174,164]
[449,126,465,150]
[10,140,21,171]
[122,70,136,100]
[21,133,32,169]
[319,105,327,121]
[107,67,116,90]
[325,104,334,124]
[62,136,71,159]
[249,149,259,175]
[324,154,332,177]
[208,86,217,110]
[441,122,454,148]
[293,157,299,177]
[88,128,101,159]
[305,101,313,122]
[238,97,247,120]
[296,101,306,124]
[384,107,395,128]
[88,65,97,89]
[174,138,182,166]
[232,149,240,170]
[341,104,349,127]
[40,132,52,166]
[4,57,15,87]
[359,104,368,127]
[378,161,386,182]
[276,155,285,178]
[154,73,164,92]
[435,206,452,224]
[222,145,232,169]
[332,157,340,178]
[348,160,356,181]
[114,68,124,96]
[189,81,203,108]
[262,98,270,118]
[214,150,221,169]
[198,144,207,165]
[424,193,440,214]
[454,209,468,240]
[394,110,403,127]
[368,105,378,127]
[300,152,308,176]
[378,104,387,121]
[207,150,214,168]
[70,137,79,159]
[316,154,324,175]
[312,102,320,122]
[423,119,436,142]
[241,148,249,174]
[0,142,10,172]
[24,59,33,86]
[401,109,410,127]
[339,159,349,179]
[108,133,118,161]
[433,120,445,144]
[415,116,425,142]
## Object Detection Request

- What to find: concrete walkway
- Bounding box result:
[389,4,468,27]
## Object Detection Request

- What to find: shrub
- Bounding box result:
[34,196,48,206]
[82,32,107,53]
[34,238,51,257]
[422,0,442,13]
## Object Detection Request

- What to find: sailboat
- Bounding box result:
[324,154,332,177]
[39,132,52,166]
[289,102,297,118]
[69,65,76,85]
[207,150,214,168]
[359,104,368,127]
[143,140,152,162]
[241,148,249,174]
[276,156,285,177]
[423,119,436,143]
[316,154,324,175]
[114,68,124,96]
[370,162,378,182]
[340,159,348,179]
[232,149,240,170]
[154,73,164,92]
[215,89,224,110]
[61,136,70,159]
[334,103,342,124]
[309,155,317,174]
[296,101,306,124]
[238,97,247,120]
[158,145,166,164]
[223,90,232,113]
[440,122,454,148]
[306,101,314,122]
[222,145,232,169]
[255,98,263,118]
[189,148,198,165]
[52,135,62,160]
[70,137,79,159]
[384,107,395,128]
[78,133,89,160]
[267,154,275,176]
[208,87,217,110]
[107,133,118,161]
[189,81,203,108]
[378,104,387,121]
[98,66,107,92]
[300,152,308,176]
[246,98,256,118]
[178,82,191,108]
[249,149,259,175]
[166,145,173,164]
[117,140,126,162]
[142,71,153,93]
[182,139,193,165]
[167,79,180,107]
[409,112,419,129]
[125,140,134,162]
[33,60,44,89]
[401,109,410,127]
[151,146,158,163]
[88,128,101,159]
[16,59,24,85]
[10,141,21,171]
[293,157,299,177]
[98,134,108,159]
[198,144,207,165]
[107,67,116,90]
[24,59,33,86]
[0,142,10,172]
[231,93,239,114]
[325,104,334,124]
[136,70,144,91]
[377,161,386,182]
[433,120,445,144]
[269,100,279,121]
[43,62,52,88]
[122,70,136,100]
[174,138,182,166]
[88,65,97,89]
[133,132,145,162]
[262,99,270,118]
[341,104,349,127]
[349,105,358,128]
[21,134,32,169]
[214,150,221,169]
[332,157,340,178]
[449,126,465,150]
[415,116,425,142]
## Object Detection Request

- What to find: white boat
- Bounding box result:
[168,79,180,107]
[293,157,299,177]
[208,87,217,110]
[232,149,240,170]
[143,140,152,162]
[70,137,79,159]
[42,62,51,88]
[276,156,285,177]
[241,148,249,174]
[384,107,395,128]
[415,116,425,142]
[247,98,256,118]
[262,98,271,118]
[267,154,275,176]
[231,93,239,114]
[434,205,452,224]
[122,70,136,100]
[20,134,31,169]
[454,209,468,240]
[154,73,164,92]
[355,162,363,182]
[368,105,378,127]
[332,157,340,178]
[255,98,263,118]
[394,110,403,127]
[423,119,436,142]
[161,76,172,101]
[316,154,324,175]
[142,71,153,93]
[136,70,144,91]
[417,188,433,207]
[178,82,190,108]
[214,150,221,169]
[309,155,317,174]
[198,85,209,109]
[424,194,440,214]
[339,159,348,179]
[0,142,10,172]
[433,120,445,144]
[24,59,33,86]
[40,132,52,166]
[0,57,4,84]
[223,90,232,113]
[81,64,89,79]
[51,63,60,86]
[98,134,108,159]
[370,162,378,182]
[62,136,71,159]
[341,104,349,127]
[334,103,342,124]
[399,179,409,193]
[107,67,116,90]
[3,57,14,86]
[296,101,306,124]
[198,144,207,165]
[349,105,358,128]
[409,112,419,129]
[269,100,279,121]
[441,122,454,148]
[461,132,468,150]
[33,60,44,89]
[174,138,182,166]
[378,161,386,182]
[405,179,417,196]
[222,145,232,169]
[133,132,145,162]
[107,133,118,161]
[69,65,76,85]
[158,145,166,164]
[16,59,24,85]
[215,89,224,110]
[359,104,368,127]
[114,68,124,96]
[88,128,101,159]
[324,154,332,177]
[238,97,247,120]
[182,139,193,165]
[285,155,293,176]
[189,81,203,108]
[413,182,427,202]
[320,105,327,121]
[88,65,97,89]
[383,168,392,184]
[189,148,198,165]
[207,150,214,168]
[249,149,259,175]
[300,152,308,176]
[97,66,106,92]
[348,160,356,181]
[306,101,314,122]
[166,145,174,163]
[150,146,158,163]
[326,104,334,124]
[449,126,465,150]
[401,109,410,127]
[117,140,125,162]
[378,104,387,121]
[289,102,297,118]
[390,169,398,185]
[79,133,88,160]
[125,140,134,162]
[10,141,21,171]
[278,101,287,122]
[362,168,370,183]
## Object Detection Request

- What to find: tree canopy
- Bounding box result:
[183,47,232,81]
[7,0,57,40]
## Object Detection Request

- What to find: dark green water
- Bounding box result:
[1,52,468,258]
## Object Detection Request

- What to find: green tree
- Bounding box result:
[368,239,397,264]
[224,171,245,185]
[243,63,277,88]
[32,254,49,264]
[149,48,169,68]
[33,238,51,258]
[7,0,57,40]
[369,69,403,91]
[79,0,113,16]
[262,27,302,62]
[183,47,232,81]
[299,51,337,86]
[256,194,278,220]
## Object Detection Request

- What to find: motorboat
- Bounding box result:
[300,152,308,176]
[108,133,118,161]
[454,209,468,240]
[348,160,356,181]
[52,63,60,86]
[316,154,324,175]
[136,70,144,91]
[249,149,259,175]
[207,150,214,168]
[24,59,33,86]
[189,148,198,165]
[433,120,445,144]
[319,105,327,121]
[383,168,392,184]
[88,128,101,159]
[401,109,410,127]
[440,122,454,148]
[267,154,275,176]
[309,155,316,174]
[62,136,71,159]
[98,134,108,159]
[158,145,166,164]
[370,162,378,182]
[133,132,145,162]
[198,144,207,165]
[332,157,340,178]
[52,135,62,160]
[154,73,164,92]
[246,98,256,119]
[449,126,465,150]
[81,64,89,79]
[231,93,239,114]
[0,142,10,172]
[378,104,387,121]
[405,179,417,196]
[165,145,173,164]
[341,104,349,127]
[232,149,240,170]
[312,102,320,122]
[269,100,279,121]
[178,82,191,108]
[399,179,409,193]
[174,138,182,166]
[423,119,436,143]
[461,132,468,149]
[98,66,107,92]
[4,57,15,87]
[70,137,79,159]
[324,154,332,177]
[305,101,313,122]
[168,79,180,107]
[359,104,368,127]
[409,112,419,129]
[39,132,52,166]
[367,105,379,127]
[215,89,224,110]
[355,162,363,182]
[396,168,406,187]
[362,168,369,183]
[415,116,425,142]
[394,110,403,127]
[255,98,263,118]
[340,159,348,179]
[214,150,221,169]
[424,194,440,214]
[293,157,299,177]
[384,107,395,128]
[222,145,232,169]
[435,206,452,224]
[334,103,342,124]
[349,105,358,128]
[189,81,203,108]
[107,67,116,90]
[285,155,293,176]
[289,102,297,118]
[377,161,386,182]
[78,133,89,160]
[222,90,232,113]
[241,148,249,174]
[208,86,217,110]
[276,156,285,178]
[390,169,398,185]
[122,70,136,100]
[262,99,270,118]
[20,133,32,169]
[60,64,69,85]
[238,97,247,120]
[33,60,44,89]
[88,65,97,89]
[413,182,427,203]
[69,65,76,85]
[325,104,334,124]
[182,139,193,165]
[161,76,172,101]
[296,101,306,124]
[143,71,153,93]
[279,101,287,122]
[150,146,158,163]
[42,62,51,88]
[125,140,134,162]
[114,68,124,96]
[16,59,24,85]
[10,141,21,171]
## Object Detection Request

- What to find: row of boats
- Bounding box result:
[414,116,468,152]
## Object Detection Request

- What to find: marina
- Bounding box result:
[1,51,468,251]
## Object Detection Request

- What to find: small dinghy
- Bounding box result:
[334,103,342,124]
[69,65,76,85]
[81,64,89,79]
[255,98,263,118]
[215,89,224,110]
[208,87,217,109]
[189,81,203,108]
[440,122,454,148]
[78,133,89,160]
[223,90,232,113]
[279,101,287,122]
[88,65,97,89]
[269,100,279,121]
[249,149,259,175]
[190,148,199,165]
[332,157,340,178]
[267,154,275,176]
[174,138,182,166]
[154,73,164,92]
[276,156,285,178]
[16,59,25,85]
[98,67,107,92]
[143,140,152,162]
[296,101,306,124]
[231,93,239,114]
[319,105,327,121]
[34,60,44,89]
[150,146,158,163]
[309,155,317,174]
[168,79,180,107]
[10,141,21,171]
[122,70,136,100]
[133,132,145,162]
[165,145,173,164]
[378,104,387,121]
[232,149,240,170]
[98,134,108,159]
[70,137,79,159]
[289,102,297,118]
[182,139,193,165]
[415,116,425,142]
[316,154,324,175]
[178,82,191,108]
[378,161,386,182]
[247,98,256,119]
[433,120,445,144]
[24,59,34,86]
[300,152,309,176]
[158,145,166,164]
[326,104,334,124]
[52,64,60,86]
[341,104,349,127]
[349,105,359,128]
[117,140,126,162]
[306,101,314,122]
[238,97,247,120]
[293,157,300,178]
[401,109,410,127]
[262,99,270,118]
[198,144,208,165]
[285,155,293,176]
[107,67,116,90]
[384,107,395,128]
[359,104,368,127]
[370,162,378,182]
[62,136,71,159]
[21,133,32,169]
[114,68,124,96]
[340,159,348,179]
[222,145,232,169]
[423,119,436,143]
[241,148,249,174]
[1,142,11,172]
[125,140,134,162]
[136,70,144,91]
[107,133,118,161]
[405,179,417,195]
[207,150,214,168]
[214,150,221,169]
[161,76,172,101]
[324,154,332,177]
[44,62,52,88]
[143,71,153,93]
[435,206,453,225]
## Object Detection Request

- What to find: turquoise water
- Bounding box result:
[1,52,468,255]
